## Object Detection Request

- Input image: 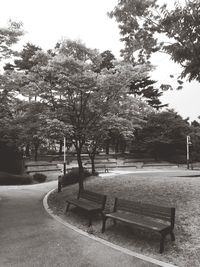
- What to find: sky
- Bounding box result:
[1,0,200,122]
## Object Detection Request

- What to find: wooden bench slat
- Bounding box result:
[66,198,102,211]
[117,198,172,213]
[78,190,106,205]
[106,212,171,232]
[116,199,172,221]
[116,206,172,221]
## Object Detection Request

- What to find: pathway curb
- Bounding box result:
[43,188,177,267]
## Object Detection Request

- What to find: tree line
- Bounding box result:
[1,0,200,190]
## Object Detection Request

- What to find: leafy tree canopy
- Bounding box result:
[109,0,200,82]
[134,109,190,160]
[0,20,23,61]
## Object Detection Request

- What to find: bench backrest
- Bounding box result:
[114,198,175,228]
[78,190,107,209]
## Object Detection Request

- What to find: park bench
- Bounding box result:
[65,190,107,226]
[25,163,62,174]
[143,162,179,168]
[84,160,117,173]
[102,198,175,253]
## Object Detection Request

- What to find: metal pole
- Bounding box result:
[186,136,190,169]
[64,137,66,175]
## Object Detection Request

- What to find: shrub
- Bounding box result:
[33,173,47,183]
[61,167,91,187]
[0,141,23,174]
[0,172,33,185]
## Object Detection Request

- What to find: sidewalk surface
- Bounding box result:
[0,179,176,267]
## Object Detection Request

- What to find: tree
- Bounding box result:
[21,39,153,189]
[98,50,116,71]
[0,72,24,173]
[4,42,42,71]
[16,102,49,161]
[109,0,200,83]
[0,20,23,61]
[189,120,200,163]
[97,50,166,110]
[44,118,73,155]
[133,110,190,161]
[129,76,168,110]
[85,95,149,174]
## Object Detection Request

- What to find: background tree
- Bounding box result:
[0,20,23,61]
[4,42,42,71]
[85,95,149,174]
[129,76,168,110]
[98,50,115,71]
[16,102,49,161]
[190,120,200,163]
[44,118,73,156]
[133,110,190,161]
[97,50,167,111]
[0,20,24,173]
[0,74,24,173]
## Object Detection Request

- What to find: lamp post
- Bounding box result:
[186,135,192,169]
[63,136,66,175]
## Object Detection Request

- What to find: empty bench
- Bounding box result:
[102,198,175,253]
[84,160,117,173]
[65,190,107,226]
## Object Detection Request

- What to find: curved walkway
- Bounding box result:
[0,178,176,267]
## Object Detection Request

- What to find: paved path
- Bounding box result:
[0,181,174,267]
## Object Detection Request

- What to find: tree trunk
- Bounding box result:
[59,140,63,155]
[115,139,119,153]
[105,140,110,155]
[34,142,40,161]
[121,139,127,154]
[154,149,159,161]
[76,150,84,190]
[34,146,38,161]
[25,143,30,157]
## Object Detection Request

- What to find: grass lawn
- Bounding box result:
[48,169,200,267]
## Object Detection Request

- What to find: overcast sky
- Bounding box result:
[1,0,200,121]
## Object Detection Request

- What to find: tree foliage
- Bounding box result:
[15,39,153,187]
[133,110,190,161]
[109,0,200,82]
[0,20,23,61]
[129,76,168,110]
[4,42,42,71]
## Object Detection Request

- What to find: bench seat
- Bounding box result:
[105,212,171,232]
[65,190,107,226]
[65,197,103,212]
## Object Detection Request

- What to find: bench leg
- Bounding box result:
[102,217,108,233]
[159,234,165,253]
[170,231,175,241]
[88,214,93,227]
[65,202,70,213]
